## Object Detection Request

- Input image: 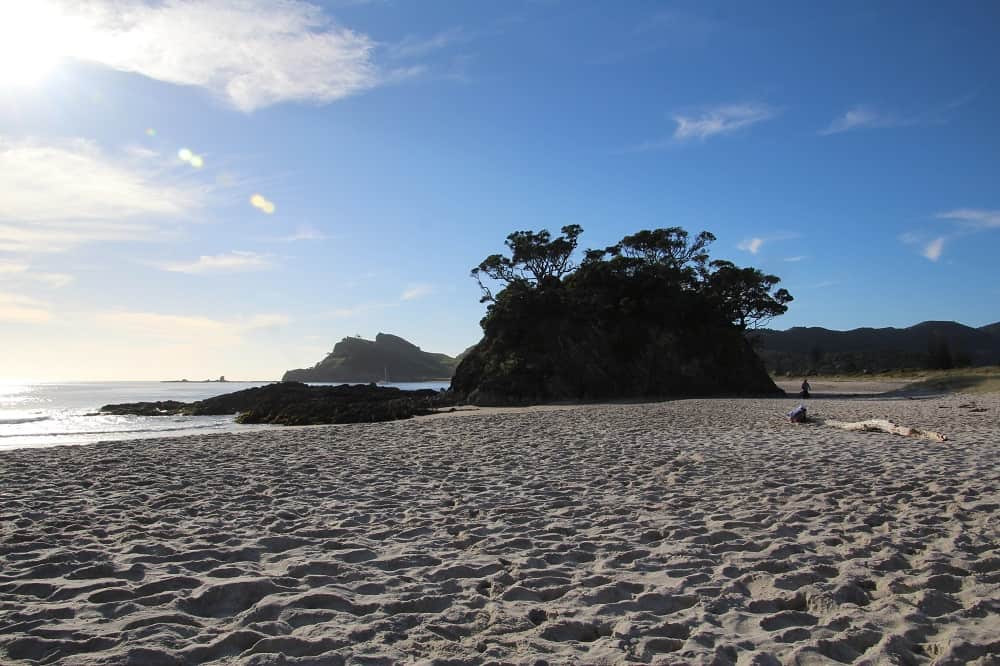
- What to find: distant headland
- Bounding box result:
[756,320,1000,375]
[162,376,231,383]
[282,333,459,383]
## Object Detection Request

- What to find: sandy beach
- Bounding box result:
[2,387,998,665]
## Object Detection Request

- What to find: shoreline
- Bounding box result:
[2,391,997,664]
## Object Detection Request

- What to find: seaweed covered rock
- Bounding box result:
[454,226,788,405]
[101,382,450,425]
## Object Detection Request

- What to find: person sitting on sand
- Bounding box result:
[787,404,808,423]
[800,378,811,399]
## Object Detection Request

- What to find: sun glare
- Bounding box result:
[0,3,83,86]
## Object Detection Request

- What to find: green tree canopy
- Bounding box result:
[453,225,793,404]
[705,260,793,330]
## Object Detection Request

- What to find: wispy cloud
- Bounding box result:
[256,226,328,243]
[330,302,397,318]
[96,310,290,344]
[672,103,775,141]
[902,207,1000,261]
[936,209,1000,229]
[0,292,51,323]
[281,226,328,242]
[900,231,949,262]
[0,262,75,288]
[0,137,203,253]
[590,9,717,65]
[400,283,434,301]
[821,97,973,135]
[922,237,945,262]
[784,256,806,262]
[820,106,898,135]
[246,313,292,329]
[388,27,469,60]
[159,251,272,274]
[898,207,1000,261]
[736,232,799,255]
[45,0,379,112]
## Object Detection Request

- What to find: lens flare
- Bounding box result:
[178,148,204,168]
[250,194,276,215]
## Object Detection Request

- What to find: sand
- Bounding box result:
[1,388,998,665]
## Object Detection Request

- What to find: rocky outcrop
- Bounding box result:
[101,382,453,425]
[453,324,781,406]
[282,333,458,383]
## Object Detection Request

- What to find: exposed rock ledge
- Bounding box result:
[101,382,453,426]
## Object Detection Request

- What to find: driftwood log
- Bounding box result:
[814,418,947,443]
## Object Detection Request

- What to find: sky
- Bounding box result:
[0,0,998,381]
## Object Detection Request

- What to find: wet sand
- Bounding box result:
[1,388,998,664]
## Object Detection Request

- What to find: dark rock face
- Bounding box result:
[450,283,782,406]
[453,331,780,406]
[101,383,452,426]
[100,401,189,417]
[282,333,458,383]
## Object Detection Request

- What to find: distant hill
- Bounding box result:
[282,333,458,383]
[979,321,1000,338]
[756,320,1000,374]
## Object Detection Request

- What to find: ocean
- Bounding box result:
[0,380,451,451]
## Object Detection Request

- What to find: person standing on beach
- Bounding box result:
[800,378,811,399]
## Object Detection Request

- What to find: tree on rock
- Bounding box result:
[601,227,716,286]
[706,260,793,330]
[471,224,582,302]
[452,225,793,405]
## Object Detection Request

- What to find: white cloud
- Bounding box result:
[672,103,775,141]
[329,302,397,318]
[401,283,434,301]
[246,313,291,329]
[282,226,327,242]
[388,27,468,60]
[258,226,329,243]
[160,250,272,274]
[923,237,945,262]
[784,256,806,262]
[822,97,973,135]
[900,207,999,261]
[32,272,75,288]
[0,137,203,253]
[96,310,290,344]
[46,0,379,112]
[820,106,896,135]
[737,237,764,254]
[937,209,1000,229]
[0,292,51,323]
[0,261,74,287]
[99,311,237,343]
[0,261,29,274]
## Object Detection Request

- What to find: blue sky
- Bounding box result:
[0,0,998,380]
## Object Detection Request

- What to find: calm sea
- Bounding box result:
[0,380,451,451]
